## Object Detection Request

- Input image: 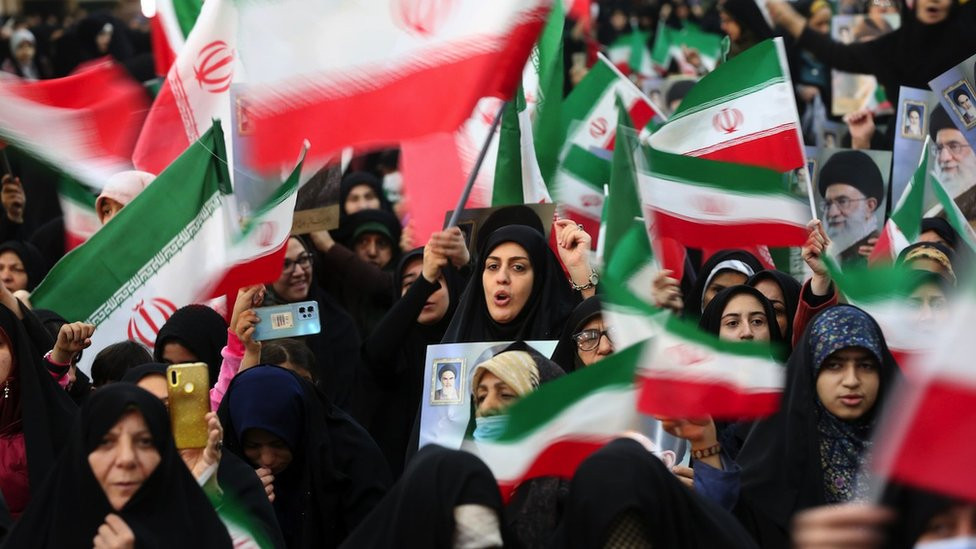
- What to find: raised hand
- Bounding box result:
[652,269,684,312]
[180,412,223,482]
[51,322,95,365]
[93,514,135,549]
[427,226,469,268]
[256,466,275,502]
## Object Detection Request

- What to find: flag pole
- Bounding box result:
[0,149,11,177]
[446,100,509,228]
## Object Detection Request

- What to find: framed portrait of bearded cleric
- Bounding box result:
[928,53,976,221]
[810,148,892,267]
[892,87,942,205]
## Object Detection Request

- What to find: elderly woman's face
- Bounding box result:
[0,251,27,292]
[475,371,518,417]
[88,410,161,511]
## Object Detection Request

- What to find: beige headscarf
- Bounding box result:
[470,351,539,398]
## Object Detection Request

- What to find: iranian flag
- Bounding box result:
[601,218,661,350]
[32,123,301,374]
[870,144,976,264]
[648,38,805,173]
[491,87,552,205]
[638,145,810,250]
[650,21,723,74]
[871,289,976,502]
[58,176,101,250]
[638,314,785,419]
[465,341,644,499]
[0,61,147,188]
[150,0,203,76]
[606,28,653,78]
[234,0,550,170]
[133,0,237,175]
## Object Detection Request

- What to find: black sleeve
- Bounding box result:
[330,410,393,537]
[796,25,895,77]
[0,215,26,244]
[362,275,440,380]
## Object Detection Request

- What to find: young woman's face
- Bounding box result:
[272,238,313,303]
[915,0,951,24]
[400,258,450,325]
[753,279,788,336]
[136,374,169,409]
[161,341,197,366]
[815,347,880,420]
[482,242,534,324]
[243,428,294,475]
[719,11,741,41]
[703,270,749,311]
[88,410,161,511]
[718,293,771,342]
[344,184,381,215]
[0,251,28,292]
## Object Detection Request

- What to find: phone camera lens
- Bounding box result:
[308,306,314,312]
[299,307,306,313]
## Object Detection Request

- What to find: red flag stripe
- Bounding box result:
[637,377,782,420]
[650,210,809,250]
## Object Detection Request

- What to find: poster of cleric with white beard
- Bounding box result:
[928,53,976,220]
[810,149,892,267]
[892,87,941,204]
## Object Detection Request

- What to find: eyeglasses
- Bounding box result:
[573,328,613,351]
[283,253,313,273]
[936,141,970,156]
[822,196,868,213]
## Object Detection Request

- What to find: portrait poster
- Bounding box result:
[819,120,848,150]
[928,53,976,220]
[641,76,669,117]
[419,341,558,452]
[830,14,899,116]
[443,203,556,260]
[810,148,892,266]
[892,87,941,204]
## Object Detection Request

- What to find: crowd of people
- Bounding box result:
[0,0,975,547]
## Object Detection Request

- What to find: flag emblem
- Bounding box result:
[394,0,457,36]
[127,298,178,347]
[712,107,744,134]
[590,117,609,138]
[193,40,234,93]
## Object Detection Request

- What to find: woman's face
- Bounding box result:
[88,410,161,511]
[344,183,381,215]
[910,282,949,323]
[719,11,741,41]
[916,504,976,544]
[815,346,880,421]
[99,197,124,225]
[703,270,749,311]
[0,251,28,292]
[242,428,293,475]
[718,293,771,342]
[482,242,534,325]
[753,279,788,336]
[916,0,951,24]
[0,331,12,385]
[161,342,197,366]
[272,238,312,303]
[475,371,517,417]
[809,6,833,33]
[400,258,450,325]
[575,315,614,366]
[136,374,169,409]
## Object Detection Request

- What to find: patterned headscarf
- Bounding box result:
[808,306,884,503]
[471,351,540,398]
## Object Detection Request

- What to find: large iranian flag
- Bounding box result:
[0,61,147,188]
[32,123,301,374]
[871,288,976,502]
[638,145,810,249]
[133,0,237,175]
[465,341,643,499]
[149,0,203,76]
[638,315,785,419]
[870,144,976,264]
[648,38,804,172]
[235,0,549,170]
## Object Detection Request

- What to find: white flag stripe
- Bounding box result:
[638,173,809,226]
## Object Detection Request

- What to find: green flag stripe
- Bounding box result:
[32,126,225,321]
[824,256,921,302]
[561,145,610,188]
[58,177,97,208]
[533,0,564,187]
[562,61,615,128]
[493,87,526,206]
[646,145,795,196]
[174,0,203,37]
[662,314,784,359]
[497,342,641,442]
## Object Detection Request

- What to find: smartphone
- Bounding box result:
[253,300,321,341]
[166,363,210,449]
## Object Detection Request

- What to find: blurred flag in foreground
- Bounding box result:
[234,0,550,170]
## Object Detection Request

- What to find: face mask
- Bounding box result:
[916,537,976,549]
[473,414,508,442]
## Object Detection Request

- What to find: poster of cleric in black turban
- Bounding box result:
[928,53,976,220]
[810,149,892,267]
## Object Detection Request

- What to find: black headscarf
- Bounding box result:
[920,217,960,251]
[0,301,75,515]
[339,171,394,218]
[551,438,759,549]
[0,240,48,291]
[442,225,578,343]
[339,445,515,548]
[3,384,232,548]
[736,305,900,548]
[153,304,227,389]
[119,363,287,549]
[218,365,391,548]
[685,249,764,323]
[698,285,783,341]
[337,209,403,267]
[747,270,802,345]
[551,295,603,373]
[721,0,774,55]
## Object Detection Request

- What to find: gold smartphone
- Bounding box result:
[166,363,210,449]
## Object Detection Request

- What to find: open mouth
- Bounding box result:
[493,291,511,307]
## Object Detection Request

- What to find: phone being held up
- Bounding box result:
[166,363,210,449]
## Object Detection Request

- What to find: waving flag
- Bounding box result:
[650,22,723,74]
[648,38,804,172]
[150,0,203,75]
[235,0,550,170]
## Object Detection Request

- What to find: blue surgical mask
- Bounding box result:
[915,537,976,549]
[473,415,508,442]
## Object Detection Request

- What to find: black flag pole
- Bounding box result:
[0,148,11,178]
[445,100,509,228]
